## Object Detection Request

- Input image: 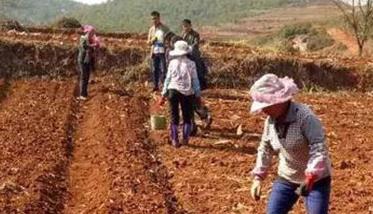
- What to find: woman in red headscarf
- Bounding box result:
[77,25,100,100]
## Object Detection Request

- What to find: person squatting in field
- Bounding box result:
[249,74,332,214]
[148,11,170,92]
[159,40,201,148]
[181,19,213,134]
[77,25,100,100]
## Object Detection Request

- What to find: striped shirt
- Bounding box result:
[252,102,332,184]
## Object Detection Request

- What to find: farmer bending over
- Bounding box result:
[249,74,332,214]
[160,40,200,148]
[77,25,100,100]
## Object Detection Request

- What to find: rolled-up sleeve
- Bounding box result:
[252,119,274,180]
[301,114,329,178]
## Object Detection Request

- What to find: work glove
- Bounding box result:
[250,178,262,201]
[295,174,317,196]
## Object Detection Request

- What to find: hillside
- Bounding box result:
[201,1,340,40]
[0,0,82,25]
[72,0,319,32]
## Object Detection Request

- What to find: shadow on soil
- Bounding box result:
[0,77,11,103]
[187,143,257,155]
[183,127,259,155]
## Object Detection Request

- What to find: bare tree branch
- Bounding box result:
[330,0,373,56]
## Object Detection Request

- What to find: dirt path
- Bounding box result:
[150,95,262,213]
[64,76,182,213]
[65,81,110,213]
[327,28,359,55]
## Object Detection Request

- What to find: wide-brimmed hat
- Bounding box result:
[249,74,299,114]
[169,40,192,57]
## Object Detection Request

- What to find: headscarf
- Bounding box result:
[83,25,95,33]
[249,73,299,113]
[82,25,100,48]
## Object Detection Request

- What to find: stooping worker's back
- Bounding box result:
[159,40,200,148]
[249,74,332,214]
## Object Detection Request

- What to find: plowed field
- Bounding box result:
[0,28,372,213]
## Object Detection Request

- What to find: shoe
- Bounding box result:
[203,114,213,129]
[77,96,87,101]
[172,140,181,148]
[171,124,180,148]
[182,123,192,145]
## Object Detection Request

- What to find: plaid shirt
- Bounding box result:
[252,102,332,184]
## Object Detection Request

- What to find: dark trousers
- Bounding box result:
[152,53,167,89]
[188,54,208,90]
[196,59,208,90]
[79,63,91,97]
[193,97,209,120]
[267,177,331,214]
[168,89,194,125]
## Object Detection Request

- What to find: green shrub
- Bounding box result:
[279,23,313,39]
[277,39,298,53]
[251,35,275,46]
[54,17,81,29]
[307,28,334,51]
[0,19,25,31]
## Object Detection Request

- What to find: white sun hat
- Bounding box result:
[169,40,192,57]
[250,101,275,114]
[249,74,299,114]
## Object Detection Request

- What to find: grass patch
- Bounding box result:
[53,17,81,29]
[279,23,313,39]
[251,22,334,52]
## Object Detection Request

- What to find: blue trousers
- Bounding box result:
[152,53,166,89]
[267,177,331,214]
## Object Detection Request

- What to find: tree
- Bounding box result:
[331,0,373,56]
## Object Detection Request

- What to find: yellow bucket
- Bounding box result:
[150,114,167,130]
